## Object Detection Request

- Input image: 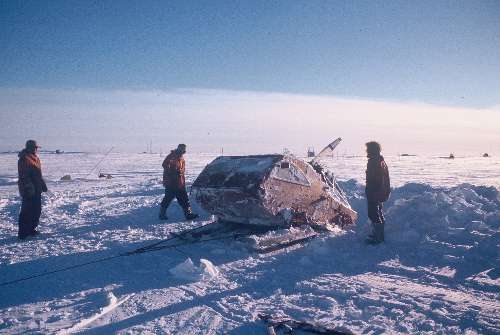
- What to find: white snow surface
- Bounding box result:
[169,258,220,281]
[0,152,499,334]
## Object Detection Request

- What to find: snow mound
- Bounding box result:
[340,180,498,243]
[385,183,499,244]
[337,181,499,284]
[169,258,220,281]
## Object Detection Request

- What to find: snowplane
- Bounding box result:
[192,138,357,232]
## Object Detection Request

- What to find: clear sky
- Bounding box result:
[1,1,499,154]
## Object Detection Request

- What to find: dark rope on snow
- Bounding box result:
[0,220,243,287]
[83,146,115,179]
[0,254,124,287]
[125,220,219,255]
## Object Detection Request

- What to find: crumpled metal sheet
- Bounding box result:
[192,155,357,228]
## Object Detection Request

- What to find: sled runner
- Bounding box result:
[259,313,354,335]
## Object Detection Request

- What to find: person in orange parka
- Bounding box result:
[18,140,48,240]
[159,144,199,220]
[365,141,391,244]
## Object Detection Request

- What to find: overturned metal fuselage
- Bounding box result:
[192,154,357,229]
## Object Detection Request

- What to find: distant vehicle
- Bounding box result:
[438,153,456,159]
[483,153,490,157]
[400,153,417,157]
[55,149,64,154]
[192,138,356,229]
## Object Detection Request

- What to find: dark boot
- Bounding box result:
[158,205,168,220]
[184,208,199,220]
[366,223,384,245]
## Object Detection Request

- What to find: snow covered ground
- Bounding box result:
[0,152,498,334]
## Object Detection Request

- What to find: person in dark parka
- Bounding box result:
[159,144,199,221]
[18,140,48,239]
[365,141,391,244]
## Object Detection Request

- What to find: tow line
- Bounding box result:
[0,220,243,287]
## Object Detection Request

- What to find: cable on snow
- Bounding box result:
[0,220,252,287]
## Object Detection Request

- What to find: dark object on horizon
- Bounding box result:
[307,147,315,158]
[192,138,356,229]
[365,141,390,245]
[60,174,72,181]
[438,153,456,159]
[159,144,198,220]
[400,153,416,157]
[141,140,155,154]
[483,153,490,157]
[98,172,112,179]
[55,149,63,154]
[18,140,48,240]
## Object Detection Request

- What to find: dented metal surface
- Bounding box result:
[192,151,357,228]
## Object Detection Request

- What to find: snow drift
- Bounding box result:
[169,258,220,281]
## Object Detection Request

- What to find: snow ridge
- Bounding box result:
[58,293,134,334]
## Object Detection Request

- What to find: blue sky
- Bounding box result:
[1,1,499,154]
[1,0,499,107]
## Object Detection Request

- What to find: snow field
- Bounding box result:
[0,153,498,334]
